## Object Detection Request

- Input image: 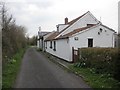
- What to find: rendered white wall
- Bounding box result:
[69,25,115,49]
[45,25,115,62]
[45,39,72,62]
[57,24,69,32]
[43,32,54,51]
[37,40,39,48]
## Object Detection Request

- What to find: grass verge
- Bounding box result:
[69,65,120,88]
[2,48,26,88]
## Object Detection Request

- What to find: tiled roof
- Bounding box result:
[57,24,97,39]
[45,31,59,41]
[58,11,90,34]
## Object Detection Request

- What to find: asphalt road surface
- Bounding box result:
[14,47,91,88]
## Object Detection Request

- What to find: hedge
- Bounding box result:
[78,48,120,81]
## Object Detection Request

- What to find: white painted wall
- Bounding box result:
[37,31,54,50]
[37,40,39,48]
[39,39,43,48]
[37,35,40,48]
[57,24,69,32]
[45,25,115,62]
[69,25,115,50]
[57,12,99,38]
[45,39,72,62]
[43,32,54,51]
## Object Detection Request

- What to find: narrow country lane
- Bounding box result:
[14,47,91,88]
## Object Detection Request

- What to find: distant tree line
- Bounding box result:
[0,3,28,65]
[29,36,37,46]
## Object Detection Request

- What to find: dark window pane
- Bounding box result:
[88,39,93,47]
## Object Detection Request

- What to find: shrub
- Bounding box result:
[113,49,120,81]
[78,48,119,81]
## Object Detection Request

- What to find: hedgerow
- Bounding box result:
[77,48,120,81]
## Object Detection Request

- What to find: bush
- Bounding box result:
[1,3,27,65]
[113,49,120,81]
[78,48,119,81]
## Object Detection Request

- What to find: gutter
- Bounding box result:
[45,37,69,41]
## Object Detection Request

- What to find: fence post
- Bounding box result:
[78,48,80,61]
[72,47,74,63]
[79,48,82,60]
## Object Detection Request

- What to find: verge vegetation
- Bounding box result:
[2,48,26,88]
[0,2,28,88]
[70,48,120,88]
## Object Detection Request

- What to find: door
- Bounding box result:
[88,39,93,47]
[72,47,79,63]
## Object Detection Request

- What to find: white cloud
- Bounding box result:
[4,0,119,37]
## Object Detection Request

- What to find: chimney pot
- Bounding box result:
[65,17,68,24]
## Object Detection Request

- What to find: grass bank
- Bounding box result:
[69,65,120,88]
[2,48,26,88]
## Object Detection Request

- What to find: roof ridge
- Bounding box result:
[100,24,115,32]
[67,11,89,25]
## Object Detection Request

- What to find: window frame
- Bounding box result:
[53,41,56,51]
[88,38,93,47]
[45,42,47,49]
[50,41,52,48]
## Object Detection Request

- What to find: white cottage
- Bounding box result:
[43,11,116,62]
[37,31,51,50]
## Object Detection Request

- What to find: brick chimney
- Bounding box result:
[65,17,68,24]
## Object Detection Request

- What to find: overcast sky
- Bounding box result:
[3,0,119,37]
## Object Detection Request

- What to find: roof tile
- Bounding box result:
[45,32,59,41]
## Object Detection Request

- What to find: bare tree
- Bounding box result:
[1,2,27,64]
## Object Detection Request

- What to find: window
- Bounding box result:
[45,42,47,49]
[98,32,100,35]
[74,37,78,40]
[100,28,103,32]
[115,41,117,47]
[53,41,56,51]
[88,39,93,47]
[50,41,52,48]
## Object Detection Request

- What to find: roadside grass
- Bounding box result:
[2,48,26,88]
[69,65,120,88]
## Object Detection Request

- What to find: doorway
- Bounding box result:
[88,39,93,47]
